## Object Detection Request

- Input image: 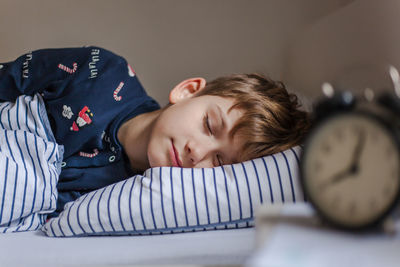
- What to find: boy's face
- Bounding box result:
[147,87,243,168]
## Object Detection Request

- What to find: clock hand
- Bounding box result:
[321,166,353,190]
[321,128,366,190]
[348,128,366,175]
[319,162,354,191]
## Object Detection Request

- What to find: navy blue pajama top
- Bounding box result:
[0,46,160,216]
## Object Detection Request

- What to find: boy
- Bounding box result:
[0,46,310,216]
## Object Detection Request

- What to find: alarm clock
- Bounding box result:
[300,87,400,231]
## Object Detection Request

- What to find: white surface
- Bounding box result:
[0,227,255,267]
[248,203,400,267]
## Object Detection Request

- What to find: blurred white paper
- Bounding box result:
[248,204,400,267]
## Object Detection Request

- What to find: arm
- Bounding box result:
[0,47,96,102]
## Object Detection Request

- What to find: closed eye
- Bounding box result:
[204,114,213,135]
[216,154,223,166]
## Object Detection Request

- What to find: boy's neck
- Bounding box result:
[117,109,162,172]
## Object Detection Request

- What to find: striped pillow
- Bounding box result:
[0,94,63,233]
[42,146,304,237]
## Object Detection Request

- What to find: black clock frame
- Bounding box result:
[300,94,400,231]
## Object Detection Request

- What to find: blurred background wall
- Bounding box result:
[0,0,377,107]
[284,0,400,103]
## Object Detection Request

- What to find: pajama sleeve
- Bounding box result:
[0,47,96,102]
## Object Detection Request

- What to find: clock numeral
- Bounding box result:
[314,161,322,172]
[330,195,340,207]
[369,198,377,210]
[370,130,378,143]
[334,129,344,141]
[390,168,397,180]
[348,201,357,216]
[383,186,392,196]
[321,143,331,154]
[386,146,394,158]
[352,125,363,135]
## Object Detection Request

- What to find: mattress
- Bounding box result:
[0,228,255,266]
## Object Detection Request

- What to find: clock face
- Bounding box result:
[302,112,400,229]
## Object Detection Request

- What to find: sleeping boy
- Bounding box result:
[0,46,310,217]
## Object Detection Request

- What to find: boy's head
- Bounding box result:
[195,73,310,160]
[146,73,310,169]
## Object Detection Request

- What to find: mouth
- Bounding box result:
[170,140,182,167]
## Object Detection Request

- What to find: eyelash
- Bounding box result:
[204,114,223,166]
[205,114,213,135]
[216,155,223,166]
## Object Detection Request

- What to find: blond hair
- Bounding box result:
[195,73,310,162]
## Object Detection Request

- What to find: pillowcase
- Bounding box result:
[0,94,63,233]
[43,146,304,237]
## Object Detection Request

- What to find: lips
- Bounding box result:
[170,140,182,167]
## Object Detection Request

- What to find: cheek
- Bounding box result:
[146,113,178,168]
[146,131,167,167]
[146,140,158,167]
[160,111,197,134]
[154,108,177,132]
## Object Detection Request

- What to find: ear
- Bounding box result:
[169,77,206,104]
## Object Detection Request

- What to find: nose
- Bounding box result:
[184,139,216,168]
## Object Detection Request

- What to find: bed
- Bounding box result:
[0,91,304,265]
[1,227,255,266]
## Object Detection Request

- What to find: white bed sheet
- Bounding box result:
[1,228,255,266]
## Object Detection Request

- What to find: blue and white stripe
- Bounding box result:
[0,94,63,233]
[43,146,303,237]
